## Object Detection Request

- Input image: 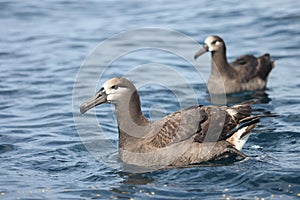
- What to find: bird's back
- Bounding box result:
[230,53,275,82]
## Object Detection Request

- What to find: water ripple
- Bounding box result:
[0,0,299,199]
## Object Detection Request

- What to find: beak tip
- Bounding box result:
[80,103,88,114]
[79,108,85,115]
[79,89,107,115]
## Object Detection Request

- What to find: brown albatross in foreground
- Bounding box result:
[80,77,259,169]
[194,35,275,94]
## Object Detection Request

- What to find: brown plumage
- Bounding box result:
[194,35,275,94]
[80,77,259,169]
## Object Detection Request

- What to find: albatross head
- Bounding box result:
[80,77,137,114]
[194,35,225,59]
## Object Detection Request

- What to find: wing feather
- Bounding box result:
[147,101,257,148]
[148,105,206,148]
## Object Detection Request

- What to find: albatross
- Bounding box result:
[80,77,259,169]
[194,35,275,94]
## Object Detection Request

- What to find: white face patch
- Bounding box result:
[105,86,130,104]
[101,77,136,105]
[204,36,224,52]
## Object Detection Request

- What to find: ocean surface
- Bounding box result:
[1,0,300,199]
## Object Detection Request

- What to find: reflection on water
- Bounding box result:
[206,90,272,105]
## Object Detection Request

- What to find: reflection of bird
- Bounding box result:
[80,77,259,169]
[194,35,275,94]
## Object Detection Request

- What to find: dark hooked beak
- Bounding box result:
[194,44,209,60]
[80,88,107,114]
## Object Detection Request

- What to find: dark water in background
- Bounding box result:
[1,0,300,199]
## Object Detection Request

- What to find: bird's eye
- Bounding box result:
[212,40,221,45]
[111,85,119,90]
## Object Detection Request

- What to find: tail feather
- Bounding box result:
[226,116,260,150]
[226,99,259,122]
[225,100,277,150]
[258,53,275,80]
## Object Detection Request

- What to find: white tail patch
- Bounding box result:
[226,126,250,151]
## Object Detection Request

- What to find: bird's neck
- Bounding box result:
[115,91,150,147]
[211,48,235,78]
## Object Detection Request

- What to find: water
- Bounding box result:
[1,0,300,199]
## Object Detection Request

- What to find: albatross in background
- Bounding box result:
[80,77,260,169]
[194,35,275,94]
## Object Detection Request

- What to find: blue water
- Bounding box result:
[1,0,300,199]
